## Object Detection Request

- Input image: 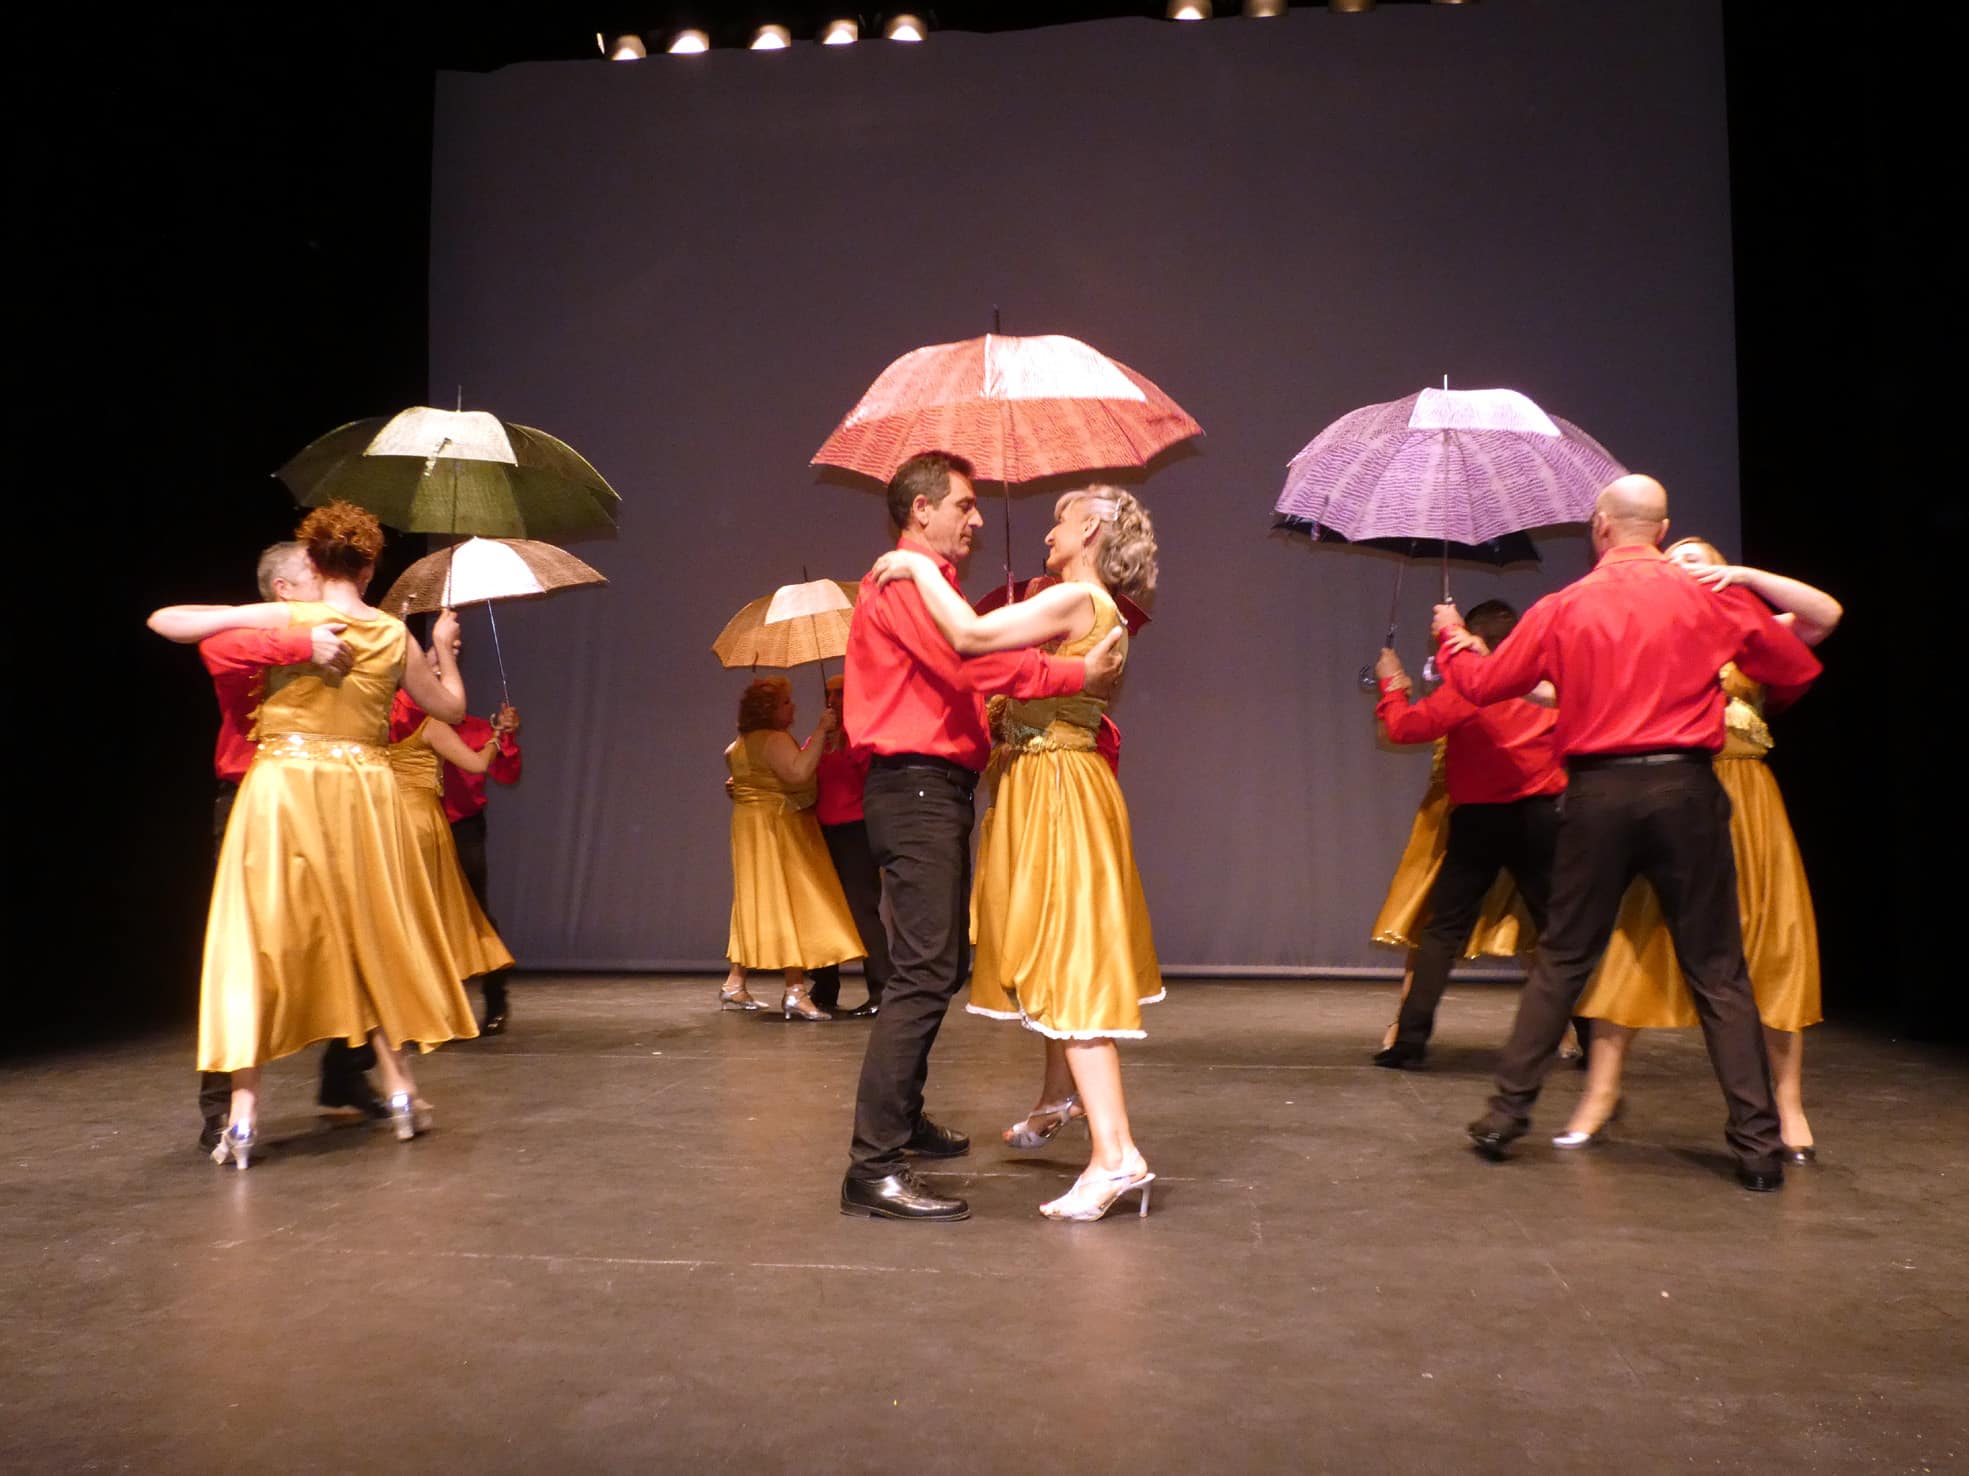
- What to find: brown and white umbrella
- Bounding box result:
[379,536,608,704]
[712,579,858,671]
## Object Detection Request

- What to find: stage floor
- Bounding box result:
[3,977,1961,1473]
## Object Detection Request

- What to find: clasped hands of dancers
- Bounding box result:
[149,465,1834,1205]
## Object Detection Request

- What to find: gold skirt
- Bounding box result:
[969,744,1163,1039]
[401,787,515,982]
[198,737,480,1071]
[726,800,864,971]
[1576,755,1822,1031]
[1371,783,1536,958]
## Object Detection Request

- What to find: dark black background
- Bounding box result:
[11,3,1932,1052]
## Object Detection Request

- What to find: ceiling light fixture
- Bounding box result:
[668,28,711,54]
[884,14,928,41]
[819,19,860,44]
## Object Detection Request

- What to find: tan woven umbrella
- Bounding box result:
[712,579,858,670]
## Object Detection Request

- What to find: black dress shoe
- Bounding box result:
[1782,1144,1817,1165]
[838,1000,880,1019]
[1738,1165,1785,1192]
[1466,1115,1528,1160]
[198,1118,225,1153]
[840,1169,971,1221]
[1372,1042,1427,1070]
[318,1078,391,1121]
[479,1010,508,1037]
[903,1116,970,1158]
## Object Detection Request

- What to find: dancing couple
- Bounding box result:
[838,451,1163,1224]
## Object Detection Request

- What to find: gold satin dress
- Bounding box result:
[1370,739,1537,958]
[1575,665,1822,1031]
[388,718,516,982]
[724,730,865,971]
[968,584,1163,1039]
[197,603,480,1071]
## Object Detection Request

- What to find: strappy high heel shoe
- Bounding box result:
[388,1092,433,1142]
[719,984,764,1012]
[1552,1097,1623,1149]
[1004,1095,1084,1149]
[782,984,832,1022]
[1039,1163,1156,1222]
[210,1121,256,1171]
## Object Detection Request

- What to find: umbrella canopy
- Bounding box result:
[1273,387,1623,545]
[1271,515,1541,566]
[279,406,621,541]
[713,579,859,670]
[812,334,1201,485]
[379,537,608,617]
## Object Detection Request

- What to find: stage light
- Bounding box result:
[1242,0,1287,14]
[598,33,646,60]
[749,24,791,49]
[1167,1,1213,17]
[1329,0,1374,11]
[668,28,711,54]
[820,18,860,44]
[884,14,927,41]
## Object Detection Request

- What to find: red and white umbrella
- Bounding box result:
[811,333,1201,486]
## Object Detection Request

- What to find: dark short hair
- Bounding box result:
[886,451,975,533]
[1465,599,1519,649]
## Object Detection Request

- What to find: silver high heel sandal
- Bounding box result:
[1004,1096,1084,1149]
[1039,1163,1156,1222]
[388,1093,433,1142]
[1552,1098,1623,1149]
[720,984,764,1012]
[782,985,832,1022]
[210,1121,256,1171]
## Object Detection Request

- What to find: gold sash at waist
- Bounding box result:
[258,731,389,763]
[729,780,816,812]
[999,716,1098,755]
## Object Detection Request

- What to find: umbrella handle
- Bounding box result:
[485,601,511,708]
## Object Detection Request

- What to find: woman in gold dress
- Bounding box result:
[720,676,865,1021]
[388,651,516,988]
[146,502,483,1168]
[873,487,1162,1222]
[1557,538,1841,1158]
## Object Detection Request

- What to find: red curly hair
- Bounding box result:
[296,500,384,581]
[736,677,791,733]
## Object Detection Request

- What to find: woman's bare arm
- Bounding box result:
[145,601,290,644]
[871,550,1093,654]
[425,717,494,774]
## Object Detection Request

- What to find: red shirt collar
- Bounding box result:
[1594,543,1667,568]
[896,533,960,588]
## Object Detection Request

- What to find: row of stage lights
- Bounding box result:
[600,0,1472,59]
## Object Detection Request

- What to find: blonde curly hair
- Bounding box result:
[1058,486,1158,603]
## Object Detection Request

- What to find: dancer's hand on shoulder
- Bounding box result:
[871,550,932,587]
[1082,626,1125,699]
[1687,561,1747,592]
[1441,629,1490,658]
[310,622,352,676]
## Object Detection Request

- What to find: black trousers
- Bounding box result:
[847,760,977,1180]
[199,780,370,1130]
[809,818,893,1011]
[1487,760,1781,1172]
[1394,795,1559,1047]
[450,810,511,1014]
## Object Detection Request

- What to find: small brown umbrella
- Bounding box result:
[379,536,608,704]
[713,579,858,671]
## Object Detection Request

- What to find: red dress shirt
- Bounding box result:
[390,691,523,823]
[1437,544,1822,757]
[844,535,1087,773]
[815,739,870,825]
[199,626,316,781]
[1376,681,1565,805]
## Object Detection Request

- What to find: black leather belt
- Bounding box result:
[868,752,979,784]
[1568,749,1712,771]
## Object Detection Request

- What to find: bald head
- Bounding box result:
[1591,474,1670,554]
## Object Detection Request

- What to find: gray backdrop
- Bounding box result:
[429,0,1736,972]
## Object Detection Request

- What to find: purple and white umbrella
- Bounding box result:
[1274,386,1624,548]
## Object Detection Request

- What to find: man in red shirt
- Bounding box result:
[1431,475,1822,1189]
[806,674,888,1018]
[1370,600,1565,1069]
[839,452,1124,1222]
[194,542,382,1149]
[389,634,522,1033]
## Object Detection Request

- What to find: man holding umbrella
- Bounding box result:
[1430,475,1821,1190]
[838,451,1124,1222]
